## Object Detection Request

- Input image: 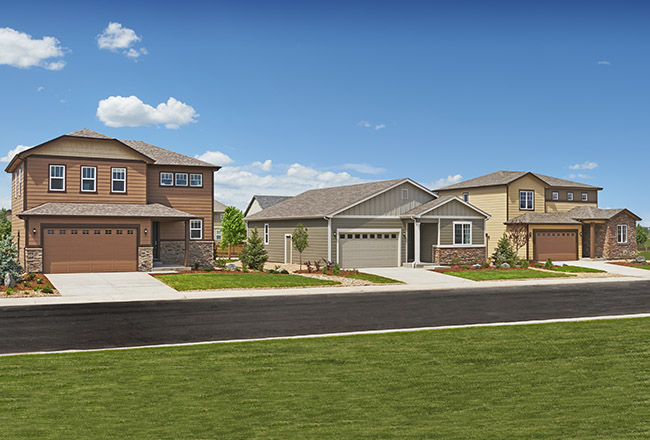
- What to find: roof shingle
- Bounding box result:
[437,170,601,191]
[19,203,196,218]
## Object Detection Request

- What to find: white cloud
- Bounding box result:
[641,220,650,228]
[0,27,65,70]
[194,151,234,166]
[357,120,372,128]
[1,145,31,162]
[375,124,385,130]
[570,161,598,170]
[568,173,591,179]
[37,86,44,92]
[251,160,272,171]
[597,61,611,65]
[96,95,198,129]
[0,198,9,209]
[97,22,147,59]
[341,163,385,174]
[431,174,463,188]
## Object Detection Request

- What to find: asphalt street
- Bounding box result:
[1,280,650,354]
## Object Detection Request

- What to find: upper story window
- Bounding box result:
[190,173,203,187]
[49,165,65,191]
[402,188,409,200]
[190,219,203,239]
[581,192,588,201]
[81,166,96,192]
[111,168,126,193]
[454,222,472,245]
[160,172,173,186]
[215,228,222,241]
[462,192,469,202]
[567,192,574,201]
[617,225,627,243]
[552,191,559,201]
[519,190,534,210]
[175,173,188,186]
[264,224,270,245]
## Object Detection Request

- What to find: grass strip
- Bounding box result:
[344,273,404,284]
[550,265,606,273]
[446,268,574,281]
[155,272,340,291]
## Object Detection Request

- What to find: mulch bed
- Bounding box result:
[0,273,59,297]
[433,266,528,273]
[295,269,358,276]
[608,261,649,267]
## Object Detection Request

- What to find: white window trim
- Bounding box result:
[215,228,222,241]
[617,225,628,244]
[519,190,534,211]
[567,192,574,201]
[552,191,559,201]
[581,192,588,201]
[453,221,472,245]
[402,188,409,200]
[81,166,97,192]
[175,173,188,186]
[49,165,66,192]
[190,173,203,187]
[160,172,174,186]
[264,224,270,245]
[111,168,126,193]
[190,219,203,240]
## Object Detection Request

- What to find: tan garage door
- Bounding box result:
[339,232,399,268]
[43,227,138,273]
[533,230,578,262]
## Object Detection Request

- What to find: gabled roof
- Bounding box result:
[436,170,602,191]
[18,203,196,218]
[402,195,491,219]
[213,200,228,212]
[245,178,435,220]
[244,195,293,216]
[568,206,642,221]
[505,206,642,224]
[505,212,582,225]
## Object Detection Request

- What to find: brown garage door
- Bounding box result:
[533,230,578,262]
[43,227,138,273]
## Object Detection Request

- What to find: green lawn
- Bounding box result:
[3,318,650,438]
[638,250,650,260]
[445,268,574,280]
[551,265,606,273]
[344,272,404,284]
[154,272,340,290]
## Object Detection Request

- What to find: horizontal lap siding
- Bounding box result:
[11,163,26,266]
[546,201,598,213]
[544,189,598,206]
[25,156,147,208]
[147,166,213,240]
[333,218,406,264]
[248,219,328,264]
[439,219,485,245]
[32,138,146,161]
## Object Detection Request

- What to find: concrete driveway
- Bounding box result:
[555,259,650,279]
[360,267,476,287]
[46,272,182,301]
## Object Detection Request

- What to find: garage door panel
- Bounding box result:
[534,230,578,262]
[340,232,398,268]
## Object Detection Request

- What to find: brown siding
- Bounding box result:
[34,137,147,161]
[147,166,213,240]
[25,156,148,208]
[10,163,26,267]
[248,219,328,264]
[544,189,598,205]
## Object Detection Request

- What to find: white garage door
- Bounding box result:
[339,231,399,268]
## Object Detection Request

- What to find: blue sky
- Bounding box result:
[1,0,648,224]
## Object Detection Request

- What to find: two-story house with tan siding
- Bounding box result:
[5,129,219,273]
[436,171,641,261]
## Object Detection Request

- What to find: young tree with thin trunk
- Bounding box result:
[220,206,246,259]
[292,223,309,270]
[506,223,532,260]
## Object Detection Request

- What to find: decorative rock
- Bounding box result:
[226,263,236,271]
[500,263,511,269]
[636,255,647,264]
[471,264,481,270]
[4,273,16,288]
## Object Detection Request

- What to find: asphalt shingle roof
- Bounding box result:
[213,200,228,212]
[19,203,196,218]
[254,195,294,210]
[568,206,638,221]
[505,212,582,225]
[437,170,601,191]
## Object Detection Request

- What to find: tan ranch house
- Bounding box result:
[245,178,491,267]
[6,129,218,273]
[436,170,640,261]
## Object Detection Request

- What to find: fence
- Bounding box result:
[215,243,244,258]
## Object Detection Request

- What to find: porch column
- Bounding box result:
[414,221,421,265]
[184,219,190,267]
[589,223,595,259]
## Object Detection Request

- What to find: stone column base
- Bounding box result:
[138,246,153,271]
[24,248,43,273]
[434,246,486,265]
[160,241,215,266]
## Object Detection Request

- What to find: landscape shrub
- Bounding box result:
[492,235,518,267]
[0,235,23,285]
[239,227,268,271]
[41,285,53,294]
[519,260,530,269]
[333,264,340,276]
[279,269,289,274]
[544,258,553,270]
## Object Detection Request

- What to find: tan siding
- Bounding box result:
[27,216,151,247]
[546,201,598,213]
[437,185,507,256]
[339,182,434,216]
[147,166,214,240]
[507,174,547,219]
[544,189,598,205]
[333,217,407,264]
[34,137,146,161]
[25,156,148,208]
[248,219,328,264]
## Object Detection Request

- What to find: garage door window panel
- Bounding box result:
[49,165,66,191]
[190,220,203,240]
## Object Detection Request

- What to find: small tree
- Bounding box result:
[491,234,518,266]
[0,208,10,238]
[637,224,649,248]
[0,235,23,285]
[220,206,246,259]
[240,227,268,271]
[292,223,309,270]
[506,223,532,260]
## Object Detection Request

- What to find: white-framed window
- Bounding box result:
[219,213,224,222]
[190,219,203,239]
[567,192,574,201]
[190,173,203,187]
[160,172,174,186]
[582,192,588,201]
[175,173,188,186]
[111,168,126,193]
[617,225,627,243]
[49,165,65,191]
[453,221,472,245]
[552,191,559,201]
[402,188,409,200]
[81,166,96,192]
[264,224,269,245]
[215,228,222,241]
[462,192,469,202]
[519,190,534,210]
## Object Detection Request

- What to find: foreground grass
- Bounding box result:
[2,319,650,438]
[638,250,650,260]
[155,272,340,290]
[446,268,574,280]
[344,272,404,284]
[551,265,606,273]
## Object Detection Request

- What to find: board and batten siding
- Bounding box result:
[437,185,507,256]
[25,156,148,208]
[426,199,483,217]
[438,219,485,246]
[333,217,407,264]
[147,166,214,241]
[338,182,433,216]
[248,219,328,264]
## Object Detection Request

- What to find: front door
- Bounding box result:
[152,221,160,261]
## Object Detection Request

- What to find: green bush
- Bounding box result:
[215,259,227,268]
[279,269,289,274]
[333,264,340,276]
[203,266,213,272]
[544,258,553,270]
[492,235,518,267]
[41,285,54,294]
[26,273,36,281]
[322,266,328,275]
[36,278,43,285]
[461,265,470,270]
[22,281,31,288]
[0,235,23,285]
[519,260,530,269]
[240,227,269,271]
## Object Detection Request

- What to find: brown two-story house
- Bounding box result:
[5,129,218,273]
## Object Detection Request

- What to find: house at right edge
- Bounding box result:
[436,171,641,262]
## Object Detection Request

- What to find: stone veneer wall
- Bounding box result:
[160,241,214,266]
[25,248,43,273]
[434,246,486,265]
[138,247,153,272]
[601,213,637,259]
